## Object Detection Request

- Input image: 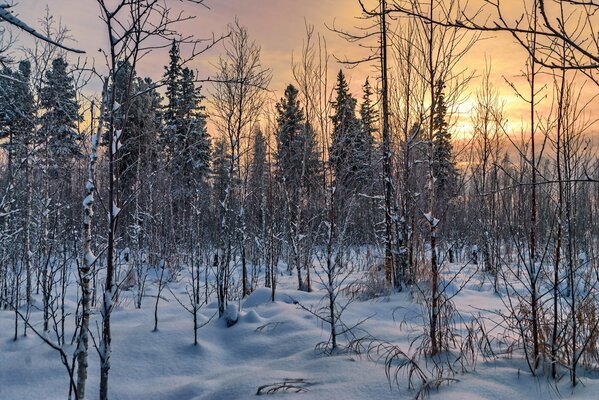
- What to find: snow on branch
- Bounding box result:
[0,4,85,54]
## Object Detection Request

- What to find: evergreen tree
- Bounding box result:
[161,43,211,189]
[275,84,320,195]
[0,61,36,160]
[211,136,231,220]
[162,40,181,158]
[431,79,457,201]
[358,77,376,185]
[120,76,162,197]
[40,57,81,159]
[175,67,211,186]
[330,70,364,189]
[248,127,268,229]
[0,66,12,142]
[102,61,162,219]
[275,84,321,291]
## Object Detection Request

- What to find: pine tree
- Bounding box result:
[0,66,12,142]
[247,127,270,286]
[40,57,81,160]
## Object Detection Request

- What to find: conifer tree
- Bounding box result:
[0,61,35,161]
[330,70,363,190]
[431,79,457,204]
[175,67,211,186]
[118,75,162,201]
[0,60,36,305]
[248,128,268,233]
[275,84,321,291]
[161,43,211,192]
[247,127,269,287]
[163,40,181,159]
[276,84,320,192]
[211,136,232,223]
[40,57,81,160]
[358,77,376,187]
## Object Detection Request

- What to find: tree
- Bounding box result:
[331,0,397,287]
[162,42,211,187]
[0,60,35,307]
[77,91,105,400]
[389,0,599,84]
[40,57,81,161]
[175,67,211,186]
[431,79,457,207]
[359,78,376,175]
[330,70,363,190]
[211,20,271,310]
[275,84,321,291]
[162,40,182,159]
[94,1,215,397]
[0,3,84,53]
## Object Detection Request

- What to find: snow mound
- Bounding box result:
[243,287,320,308]
[239,309,263,324]
[243,287,274,307]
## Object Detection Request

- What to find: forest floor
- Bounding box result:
[1,258,599,399]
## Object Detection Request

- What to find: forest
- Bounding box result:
[0,0,598,399]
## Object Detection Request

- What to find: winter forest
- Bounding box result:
[0,0,598,399]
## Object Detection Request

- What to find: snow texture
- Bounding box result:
[2,261,599,399]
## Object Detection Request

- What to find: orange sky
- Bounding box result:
[9,0,599,143]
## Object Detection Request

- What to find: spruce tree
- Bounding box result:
[248,128,268,229]
[161,44,211,190]
[40,57,81,160]
[0,61,35,161]
[275,84,320,196]
[330,70,363,190]
[0,66,12,142]
[432,79,457,202]
[358,78,376,185]
[175,67,211,186]
[162,40,181,158]
[211,136,231,220]
[275,84,321,291]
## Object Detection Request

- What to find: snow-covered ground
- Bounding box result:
[2,262,599,400]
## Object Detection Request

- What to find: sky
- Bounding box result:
[6,0,599,142]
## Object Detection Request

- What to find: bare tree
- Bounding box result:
[211,20,271,315]
[389,0,599,84]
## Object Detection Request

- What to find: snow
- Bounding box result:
[423,212,440,228]
[83,193,93,207]
[111,202,121,218]
[84,250,96,266]
[0,4,84,54]
[90,133,99,150]
[223,303,239,327]
[111,130,123,154]
[2,261,599,399]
